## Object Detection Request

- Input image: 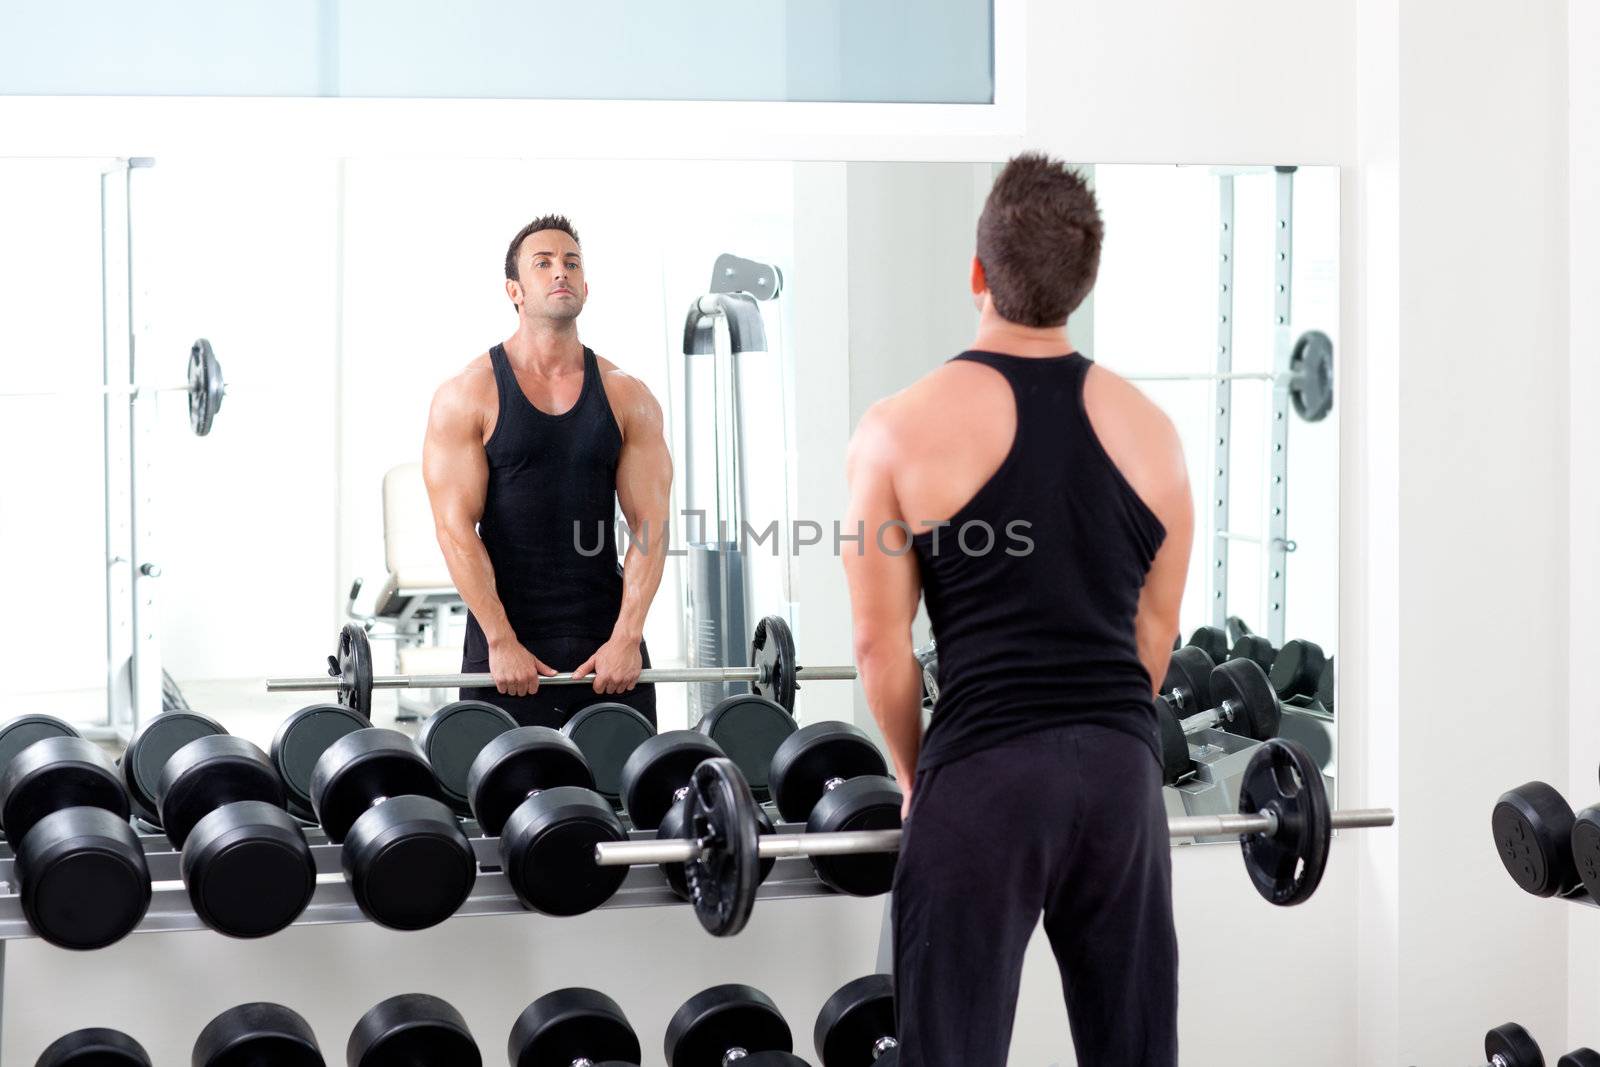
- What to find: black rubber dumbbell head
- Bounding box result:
[418,700,517,818]
[1570,804,1600,902]
[1153,695,1191,787]
[348,994,481,1067]
[665,985,793,1067]
[155,734,315,939]
[695,694,796,803]
[807,774,902,896]
[0,734,151,949]
[1493,782,1579,898]
[509,988,641,1067]
[619,730,724,831]
[310,729,476,930]
[1161,646,1215,714]
[1186,625,1230,666]
[1484,1022,1543,1067]
[815,974,897,1067]
[36,1028,152,1067]
[769,721,889,824]
[1229,633,1277,673]
[561,702,656,808]
[1317,655,1336,712]
[1209,658,1281,741]
[467,726,628,916]
[1269,639,1327,701]
[1559,1050,1600,1067]
[272,703,373,822]
[0,714,78,775]
[193,1003,324,1066]
[120,711,227,826]
[657,786,778,902]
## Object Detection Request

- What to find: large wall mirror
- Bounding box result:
[0,156,1337,827]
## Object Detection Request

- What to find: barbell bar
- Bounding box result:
[1114,328,1335,422]
[266,665,859,693]
[0,338,225,436]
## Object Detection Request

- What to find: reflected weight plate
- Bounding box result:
[1289,329,1334,422]
[271,703,372,822]
[696,694,796,803]
[187,337,225,437]
[749,615,798,712]
[1237,739,1330,906]
[806,776,902,897]
[418,700,518,817]
[332,624,375,719]
[562,702,656,808]
[682,758,763,937]
[1492,781,1579,898]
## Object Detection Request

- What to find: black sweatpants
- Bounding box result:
[893,724,1178,1067]
[460,635,657,729]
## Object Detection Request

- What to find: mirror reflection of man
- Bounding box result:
[424,216,671,728]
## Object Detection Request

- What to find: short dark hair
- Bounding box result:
[505,215,581,282]
[975,153,1103,328]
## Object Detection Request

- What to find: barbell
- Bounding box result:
[1118,329,1335,422]
[594,737,1395,936]
[0,338,225,436]
[266,615,853,717]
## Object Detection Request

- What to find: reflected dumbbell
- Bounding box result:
[692,694,796,805]
[561,703,656,812]
[815,975,898,1067]
[127,713,315,938]
[0,714,151,949]
[36,1028,151,1067]
[1153,658,1281,786]
[1185,625,1230,665]
[1476,1023,1543,1067]
[770,722,903,897]
[665,985,809,1067]
[348,994,481,1067]
[192,1002,325,1066]
[271,703,373,822]
[1211,619,1335,708]
[310,727,476,930]
[1491,777,1600,903]
[509,988,643,1067]
[119,710,230,828]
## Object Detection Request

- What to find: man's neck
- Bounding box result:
[970,304,1075,358]
[505,319,584,376]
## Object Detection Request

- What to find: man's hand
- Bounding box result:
[489,639,557,697]
[901,786,913,823]
[572,635,644,695]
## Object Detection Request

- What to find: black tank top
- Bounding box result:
[463,344,624,661]
[911,351,1167,770]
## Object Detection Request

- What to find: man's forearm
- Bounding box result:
[610,537,667,642]
[438,523,518,647]
[859,645,925,786]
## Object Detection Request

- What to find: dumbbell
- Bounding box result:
[1161,646,1215,716]
[1491,778,1600,902]
[0,714,151,949]
[815,975,898,1067]
[310,727,476,930]
[193,1002,325,1066]
[1220,618,1277,674]
[561,702,656,811]
[1152,658,1281,785]
[36,1029,151,1067]
[693,693,796,805]
[770,722,902,897]
[509,988,642,1067]
[1560,1051,1600,1067]
[665,985,809,1067]
[1475,1023,1543,1067]
[125,714,316,938]
[348,993,481,1067]
[1185,625,1230,665]
[1268,639,1328,703]
[272,703,373,822]
[119,710,230,827]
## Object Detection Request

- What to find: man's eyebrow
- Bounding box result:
[531,250,581,259]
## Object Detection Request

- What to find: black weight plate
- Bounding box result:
[1484,1022,1543,1067]
[1186,626,1230,665]
[750,615,798,712]
[510,987,641,1067]
[272,703,372,822]
[1269,639,1327,701]
[0,736,130,842]
[807,775,902,897]
[561,702,656,808]
[1160,646,1214,714]
[1574,806,1600,902]
[119,711,227,826]
[344,793,476,931]
[17,806,150,950]
[1153,696,1191,786]
[1559,1050,1600,1067]
[1289,329,1335,422]
[658,790,777,902]
[815,974,895,1067]
[1209,658,1280,742]
[310,729,443,842]
[418,701,518,817]
[682,758,763,937]
[1317,655,1336,713]
[1229,634,1277,673]
[1237,738,1331,906]
[501,786,627,916]
[182,800,315,939]
[1492,782,1578,898]
[192,1002,323,1067]
[0,714,79,784]
[334,624,375,720]
[769,722,889,824]
[156,735,285,849]
[37,1027,152,1067]
[348,994,481,1067]
[697,695,796,803]
[664,984,792,1067]
[619,730,724,831]
[187,337,225,438]
[467,726,594,836]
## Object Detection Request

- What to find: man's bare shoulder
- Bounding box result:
[593,354,663,432]
[870,360,1012,447]
[428,353,496,434]
[1082,361,1188,500]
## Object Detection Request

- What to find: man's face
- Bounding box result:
[512,229,587,322]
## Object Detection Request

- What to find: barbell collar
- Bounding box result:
[265,663,858,694]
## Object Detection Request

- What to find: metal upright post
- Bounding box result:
[101,162,135,740]
[1211,177,1236,628]
[1267,168,1295,647]
[127,159,160,736]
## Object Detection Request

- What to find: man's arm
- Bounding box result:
[842,403,924,813]
[423,372,554,696]
[572,376,672,694]
[1127,412,1194,694]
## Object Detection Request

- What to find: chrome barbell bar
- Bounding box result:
[265,663,858,695]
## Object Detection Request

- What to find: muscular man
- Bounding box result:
[842,154,1193,1066]
[425,215,672,728]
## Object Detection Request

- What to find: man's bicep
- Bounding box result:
[615,386,672,528]
[423,386,488,530]
[843,441,921,645]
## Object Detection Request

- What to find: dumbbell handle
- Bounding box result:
[265,664,859,693]
[594,808,1397,866]
[1179,698,1242,738]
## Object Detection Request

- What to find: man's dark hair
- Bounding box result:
[505,215,581,282]
[975,153,1103,328]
